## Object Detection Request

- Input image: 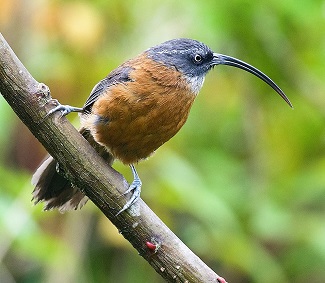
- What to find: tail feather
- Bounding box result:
[32,156,88,212]
[32,128,114,212]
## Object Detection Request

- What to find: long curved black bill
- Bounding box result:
[213,53,292,108]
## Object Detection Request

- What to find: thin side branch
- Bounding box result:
[0,33,222,283]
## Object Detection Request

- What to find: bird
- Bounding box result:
[32,38,292,215]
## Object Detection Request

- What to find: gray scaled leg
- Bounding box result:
[45,101,84,118]
[116,164,142,216]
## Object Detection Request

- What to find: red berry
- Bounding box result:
[217,276,227,283]
[146,241,157,251]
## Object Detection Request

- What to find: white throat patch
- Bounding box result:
[186,75,205,95]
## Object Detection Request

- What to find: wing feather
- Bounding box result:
[83,65,134,112]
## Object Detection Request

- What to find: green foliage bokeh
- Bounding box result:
[1,0,325,282]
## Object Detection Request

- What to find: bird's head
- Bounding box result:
[147,38,292,107]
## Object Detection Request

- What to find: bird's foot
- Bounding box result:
[116,165,142,216]
[116,179,141,216]
[44,101,84,119]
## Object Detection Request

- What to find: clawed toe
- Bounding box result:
[44,102,84,119]
[116,164,142,216]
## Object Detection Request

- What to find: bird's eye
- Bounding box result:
[194,54,203,63]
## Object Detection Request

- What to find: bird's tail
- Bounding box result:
[32,128,114,212]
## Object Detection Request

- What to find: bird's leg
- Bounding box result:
[44,100,84,118]
[116,164,142,216]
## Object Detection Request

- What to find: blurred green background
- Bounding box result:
[1,0,325,282]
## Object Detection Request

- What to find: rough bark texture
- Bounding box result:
[0,33,224,283]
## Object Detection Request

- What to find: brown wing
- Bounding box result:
[83,65,134,112]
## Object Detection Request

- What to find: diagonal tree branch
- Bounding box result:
[0,33,225,283]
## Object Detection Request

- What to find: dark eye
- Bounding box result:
[194,54,203,63]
